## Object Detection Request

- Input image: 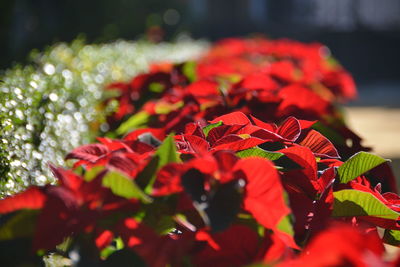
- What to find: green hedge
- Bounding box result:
[0,38,207,196]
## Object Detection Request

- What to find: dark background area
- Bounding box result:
[1,0,400,84]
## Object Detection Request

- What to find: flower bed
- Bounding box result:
[0,37,399,266]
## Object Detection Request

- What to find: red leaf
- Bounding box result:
[186,80,219,97]
[182,134,210,154]
[276,116,301,142]
[207,124,244,144]
[282,182,315,239]
[114,97,135,120]
[250,129,282,142]
[49,164,83,192]
[106,154,139,177]
[317,167,336,193]
[124,128,165,141]
[298,129,340,158]
[95,230,114,250]
[361,216,400,230]
[212,135,266,152]
[188,157,218,175]
[118,218,190,267]
[298,119,316,130]
[262,232,295,263]
[126,140,155,153]
[193,225,260,267]
[268,60,297,82]
[0,187,46,214]
[240,72,278,91]
[65,144,109,163]
[33,189,90,251]
[280,146,318,181]
[184,122,206,139]
[45,186,80,210]
[210,111,250,125]
[213,150,239,175]
[283,224,385,266]
[278,85,330,118]
[235,158,290,229]
[152,163,186,196]
[212,134,242,147]
[197,60,236,79]
[97,137,127,151]
[195,229,220,250]
[250,115,278,132]
[322,70,357,100]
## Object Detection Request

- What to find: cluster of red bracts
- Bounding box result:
[106,38,363,157]
[0,37,399,266]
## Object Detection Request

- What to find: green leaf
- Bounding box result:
[333,189,399,220]
[148,82,165,93]
[182,61,197,82]
[236,147,284,161]
[136,134,180,193]
[116,111,150,135]
[276,215,294,237]
[0,210,38,240]
[383,229,400,246]
[337,151,389,184]
[202,121,223,137]
[154,133,180,168]
[102,171,152,203]
[84,166,106,182]
[156,216,176,235]
[154,101,183,115]
[100,237,124,259]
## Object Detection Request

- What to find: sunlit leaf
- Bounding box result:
[298,129,339,158]
[136,134,180,193]
[333,189,399,220]
[117,111,151,135]
[102,171,152,203]
[338,152,389,184]
[182,61,197,82]
[84,166,106,182]
[383,229,400,247]
[0,187,46,214]
[236,158,290,230]
[210,111,250,125]
[202,121,223,137]
[276,215,294,237]
[65,144,109,162]
[236,147,284,161]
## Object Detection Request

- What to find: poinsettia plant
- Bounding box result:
[0,37,399,266]
[106,37,364,158]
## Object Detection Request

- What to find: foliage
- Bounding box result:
[0,38,207,196]
[0,37,399,266]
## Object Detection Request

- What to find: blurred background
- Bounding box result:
[1,0,400,83]
[1,0,400,175]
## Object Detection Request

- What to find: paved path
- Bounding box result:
[344,107,400,159]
